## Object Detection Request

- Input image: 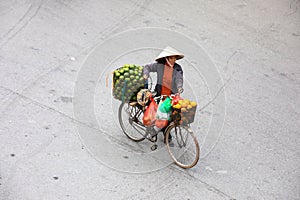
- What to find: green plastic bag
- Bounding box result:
[159,97,172,113]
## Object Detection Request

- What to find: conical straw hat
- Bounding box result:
[155,46,184,61]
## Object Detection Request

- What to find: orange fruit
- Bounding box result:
[190,101,197,107]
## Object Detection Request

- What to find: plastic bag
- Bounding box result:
[143,98,157,126]
[156,106,171,120]
[155,119,169,129]
[159,97,172,113]
[171,94,182,106]
[155,98,171,128]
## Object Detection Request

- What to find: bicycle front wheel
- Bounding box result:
[165,124,200,168]
[118,102,146,142]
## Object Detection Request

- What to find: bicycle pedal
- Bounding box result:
[151,144,157,151]
[149,135,157,142]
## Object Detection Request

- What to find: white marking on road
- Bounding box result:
[205,166,213,171]
[216,170,228,174]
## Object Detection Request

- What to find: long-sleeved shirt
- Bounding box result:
[143,62,183,96]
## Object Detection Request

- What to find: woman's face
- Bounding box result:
[166,56,176,66]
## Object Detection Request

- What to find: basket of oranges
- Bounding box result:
[171,97,197,125]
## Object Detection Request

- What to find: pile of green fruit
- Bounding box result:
[113,64,144,102]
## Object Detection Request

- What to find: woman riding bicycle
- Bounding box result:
[118,47,200,168]
[142,46,185,143]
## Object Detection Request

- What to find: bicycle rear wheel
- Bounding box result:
[165,124,200,168]
[118,102,146,142]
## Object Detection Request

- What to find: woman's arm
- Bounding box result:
[143,62,159,78]
[175,65,183,92]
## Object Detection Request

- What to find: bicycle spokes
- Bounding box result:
[165,124,200,168]
[119,103,146,142]
[174,126,190,148]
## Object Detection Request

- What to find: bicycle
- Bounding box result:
[118,90,200,169]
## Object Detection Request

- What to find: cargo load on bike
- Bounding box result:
[112,64,145,102]
[111,64,198,127]
[170,96,197,125]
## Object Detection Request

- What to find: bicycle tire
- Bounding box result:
[165,124,200,168]
[118,102,146,142]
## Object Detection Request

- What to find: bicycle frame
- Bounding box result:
[119,93,200,168]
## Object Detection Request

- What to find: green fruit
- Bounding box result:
[115,83,121,89]
[129,64,135,69]
[125,77,130,82]
[134,70,139,75]
[123,67,129,72]
[124,64,130,68]
[124,72,130,77]
[130,75,135,79]
[119,69,124,74]
[129,70,134,74]
[115,72,120,77]
[119,75,124,80]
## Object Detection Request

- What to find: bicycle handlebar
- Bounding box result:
[152,93,181,101]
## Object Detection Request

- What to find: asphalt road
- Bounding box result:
[0,0,299,199]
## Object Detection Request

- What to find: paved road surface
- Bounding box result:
[0,0,299,199]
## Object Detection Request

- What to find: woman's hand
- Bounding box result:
[178,88,184,93]
[143,74,149,79]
